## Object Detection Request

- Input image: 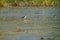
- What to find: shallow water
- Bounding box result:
[0,7,60,40]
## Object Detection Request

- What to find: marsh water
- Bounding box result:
[0,7,60,40]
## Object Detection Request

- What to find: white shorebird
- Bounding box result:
[21,16,33,23]
[21,16,29,23]
[21,16,27,20]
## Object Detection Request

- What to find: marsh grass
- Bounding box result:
[0,0,60,7]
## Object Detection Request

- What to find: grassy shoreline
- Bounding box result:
[0,0,60,8]
[0,4,60,8]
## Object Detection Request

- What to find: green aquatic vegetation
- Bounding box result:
[0,0,60,7]
[0,33,2,36]
[0,32,6,36]
[47,38,55,40]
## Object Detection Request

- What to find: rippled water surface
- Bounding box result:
[0,7,60,40]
